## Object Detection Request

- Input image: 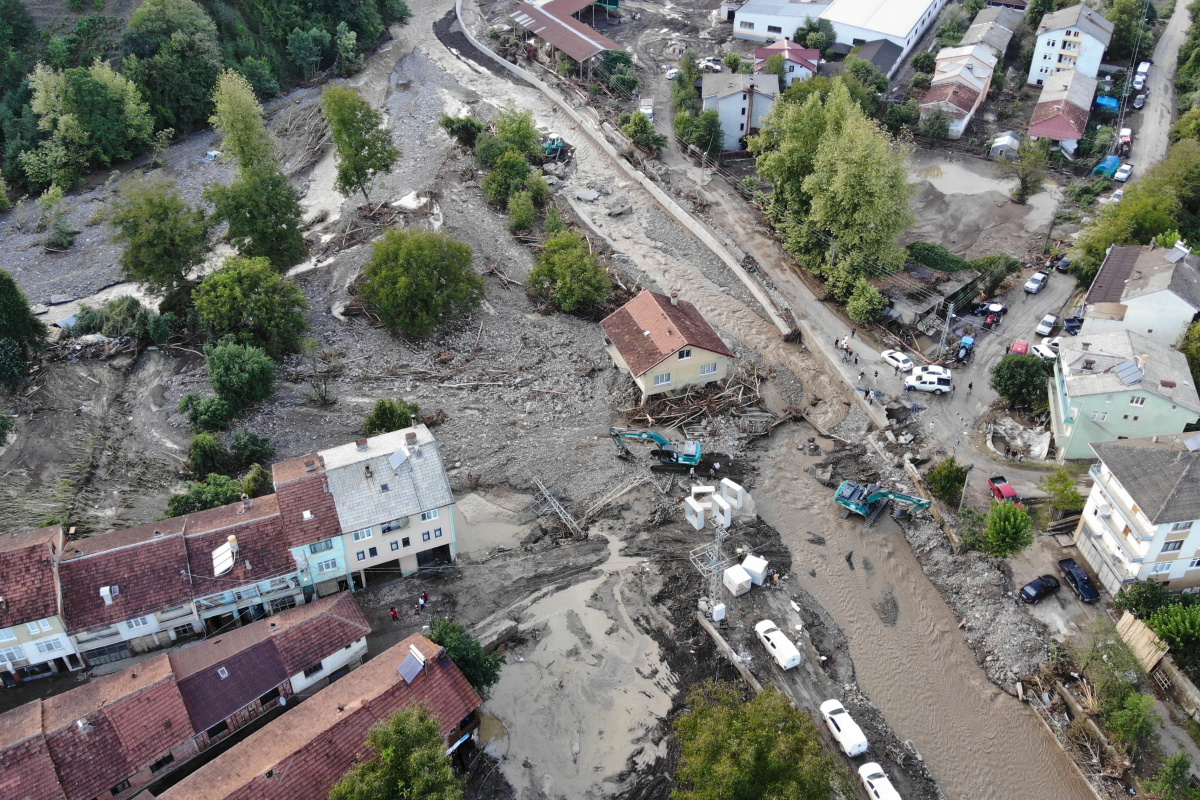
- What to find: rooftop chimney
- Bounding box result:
[356,438,369,451]
[671,292,680,306]
[1081,342,1091,351]
[304,459,316,472]
[242,493,251,510]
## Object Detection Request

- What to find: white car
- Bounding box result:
[1115,163,1134,182]
[859,763,902,800]
[698,57,723,73]
[1035,313,1058,336]
[1030,344,1057,361]
[666,67,681,80]
[1111,188,1124,203]
[905,373,952,394]
[912,365,952,380]
[819,700,869,757]
[1024,271,1049,294]
[1043,336,1062,352]
[880,349,914,372]
[1132,74,1146,92]
[754,620,802,670]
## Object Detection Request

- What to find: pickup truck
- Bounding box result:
[988,476,1018,502]
[1058,558,1101,604]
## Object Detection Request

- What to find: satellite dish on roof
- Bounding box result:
[212,542,236,576]
[389,450,408,472]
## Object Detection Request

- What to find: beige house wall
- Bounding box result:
[604,347,732,400]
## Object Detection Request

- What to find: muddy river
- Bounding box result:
[755,427,1094,800]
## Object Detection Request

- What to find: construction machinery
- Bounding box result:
[542,133,565,159]
[834,481,931,526]
[610,427,703,472]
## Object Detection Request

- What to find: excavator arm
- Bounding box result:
[609,427,703,468]
[875,491,932,512]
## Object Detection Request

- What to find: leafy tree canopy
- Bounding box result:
[167,472,245,516]
[1116,579,1182,620]
[209,70,274,172]
[926,456,969,506]
[0,268,47,355]
[428,619,504,696]
[990,354,1048,407]
[205,340,276,411]
[363,398,419,436]
[194,256,308,357]
[980,501,1034,557]
[329,706,463,800]
[206,165,308,269]
[528,230,610,313]
[111,178,210,295]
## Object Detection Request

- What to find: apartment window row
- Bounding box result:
[358,528,444,559]
[0,644,25,663]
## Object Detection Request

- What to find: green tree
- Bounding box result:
[482,149,529,205]
[1150,603,1200,652]
[193,257,307,357]
[179,393,234,431]
[621,110,667,150]
[528,230,610,312]
[990,354,1047,407]
[507,189,535,232]
[1115,579,1181,620]
[111,178,210,295]
[230,428,274,470]
[723,53,742,72]
[321,85,400,201]
[186,432,228,476]
[919,109,950,139]
[996,137,1049,204]
[328,706,463,800]
[0,268,47,357]
[845,277,888,323]
[1107,692,1158,757]
[1039,468,1084,516]
[0,337,25,391]
[167,472,245,515]
[673,681,844,800]
[363,398,419,435]
[240,462,272,498]
[495,103,541,159]
[121,0,223,133]
[206,166,308,268]
[1180,320,1200,380]
[440,114,484,148]
[428,619,504,696]
[287,27,330,81]
[764,53,787,91]
[209,70,273,172]
[206,340,276,410]
[911,50,936,74]
[980,501,1034,557]
[1149,752,1196,800]
[0,412,13,443]
[358,228,483,338]
[674,109,724,156]
[334,22,359,74]
[236,56,280,99]
[844,57,888,93]
[794,16,836,56]
[926,456,969,506]
[1107,0,1151,63]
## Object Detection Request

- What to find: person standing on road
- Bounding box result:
[389,607,399,623]
[968,382,973,394]
[894,365,899,376]
[418,596,426,613]
[873,370,878,384]
[851,328,857,338]
[859,371,866,382]
[1018,453,1025,464]
[951,384,956,398]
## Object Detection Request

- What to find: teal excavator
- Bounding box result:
[609,427,703,472]
[835,481,931,526]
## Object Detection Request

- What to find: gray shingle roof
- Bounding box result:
[1058,329,1200,412]
[1091,434,1200,524]
[1037,3,1114,46]
[321,425,454,534]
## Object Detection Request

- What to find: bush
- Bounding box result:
[482,149,530,205]
[0,413,12,443]
[911,51,936,74]
[980,501,1034,557]
[364,398,419,436]
[507,190,535,232]
[1040,468,1084,516]
[193,256,308,357]
[926,457,969,506]
[990,354,1049,407]
[1116,579,1181,620]
[495,104,542,159]
[846,278,888,324]
[621,110,667,150]
[912,73,931,90]
[187,432,228,477]
[206,341,276,411]
[73,297,176,343]
[528,231,610,312]
[357,229,483,339]
[240,462,272,498]
[428,619,504,695]
[906,241,968,272]
[230,428,274,469]
[167,473,245,516]
[919,109,950,139]
[474,133,508,168]
[179,394,234,431]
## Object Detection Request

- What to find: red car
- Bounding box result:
[988,476,1019,503]
[1010,340,1030,355]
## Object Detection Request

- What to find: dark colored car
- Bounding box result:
[1020,574,1061,604]
[1058,558,1101,604]
[972,302,1009,317]
[1056,256,1072,273]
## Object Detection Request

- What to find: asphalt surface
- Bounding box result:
[1120,0,1192,174]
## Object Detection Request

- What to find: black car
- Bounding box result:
[1056,257,1072,273]
[1058,558,1101,604]
[1020,574,1061,604]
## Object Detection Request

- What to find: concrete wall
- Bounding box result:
[1079,292,1199,347]
[289,636,368,695]
[732,6,827,42]
[635,350,733,398]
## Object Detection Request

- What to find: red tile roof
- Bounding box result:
[921,82,981,114]
[176,641,288,734]
[0,700,66,800]
[59,532,192,634]
[156,635,482,800]
[600,290,735,377]
[271,593,370,675]
[183,499,292,599]
[42,655,192,800]
[271,471,343,549]
[1029,98,1090,140]
[753,41,820,72]
[0,525,63,629]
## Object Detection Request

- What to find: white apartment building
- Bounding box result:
[1027,3,1113,86]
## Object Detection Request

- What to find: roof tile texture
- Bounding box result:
[600,290,735,377]
[0,526,62,629]
[59,534,192,633]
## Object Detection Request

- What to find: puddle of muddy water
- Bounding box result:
[483,529,674,799]
[755,426,1094,800]
[454,492,533,558]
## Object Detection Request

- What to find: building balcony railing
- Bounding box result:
[73,626,121,645]
[1090,465,1154,541]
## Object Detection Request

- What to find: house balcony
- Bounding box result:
[1089,465,1155,551]
[73,626,121,646]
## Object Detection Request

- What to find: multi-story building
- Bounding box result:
[819,0,950,64]
[1027,3,1113,86]
[1048,330,1200,461]
[1079,242,1200,347]
[1075,433,1200,596]
[1028,68,1097,158]
[731,0,832,43]
[0,525,83,686]
[700,73,778,151]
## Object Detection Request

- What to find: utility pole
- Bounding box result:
[939,302,955,359]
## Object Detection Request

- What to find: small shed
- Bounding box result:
[989,131,1020,159]
[723,565,752,597]
[741,555,769,586]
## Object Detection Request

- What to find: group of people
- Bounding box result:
[835,332,858,365]
[389,591,431,621]
[1003,447,1025,464]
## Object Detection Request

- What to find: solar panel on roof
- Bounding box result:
[1114,359,1143,384]
[397,652,423,684]
[389,449,408,472]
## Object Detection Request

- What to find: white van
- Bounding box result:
[904,373,952,394]
[819,699,869,757]
[755,620,802,670]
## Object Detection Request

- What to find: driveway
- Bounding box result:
[1125,0,1193,170]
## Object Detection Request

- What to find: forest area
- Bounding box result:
[0,0,411,203]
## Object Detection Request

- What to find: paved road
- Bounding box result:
[1125,0,1192,171]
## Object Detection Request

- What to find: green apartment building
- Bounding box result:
[1049,330,1200,461]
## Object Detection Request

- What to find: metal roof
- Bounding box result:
[510,2,619,62]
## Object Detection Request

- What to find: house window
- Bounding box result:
[654,373,671,386]
[1189,558,1200,569]
[1152,562,1172,574]
[35,639,63,654]
[303,662,324,678]
[788,65,794,72]
[270,596,296,613]
[740,20,754,29]
[1090,411,1107,422]
[0,644,24,663]
[402,536,411,548]
[150,753,176,774]
[1130,396,1145,406]
[368,547,378,558]
[391,540,399,551]
[1133,416,1139,422]
[126,617,149,630]
[1163,541,1185,553]
[0,628,14,643]
[381,518,407,533]
[741,107,746,116]
[309,539,333,554]
[111,779,131,795]
[1123,415,1129,420]
[434,528,443,538]
[206,721,229,739]
[173,623,194,638]
[678,349,692,360]
[356,550,366,561]
[420,509,440,522]
[316,558,338,573]
[701,363,717,375]
[1172,521,1195,532]
[739,123,745,131]
[1105,395,1112,403]
[352,528,372,541]
[26,622,39,635]
[767,24,782,33]
[422,531,431,542]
